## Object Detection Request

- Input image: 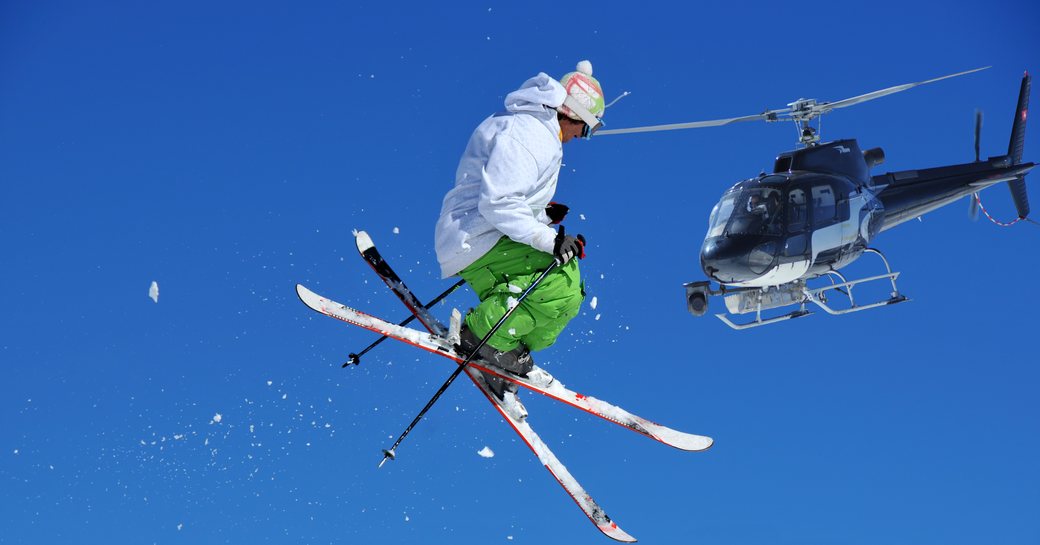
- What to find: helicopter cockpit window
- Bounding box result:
[728,187,784,235]
[811,184,837,227]
[706,195,736,238]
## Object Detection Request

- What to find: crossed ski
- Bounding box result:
[295,230,714,541]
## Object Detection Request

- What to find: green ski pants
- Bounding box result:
[459,237,584,353]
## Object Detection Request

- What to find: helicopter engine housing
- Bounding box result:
[864,147,885,169]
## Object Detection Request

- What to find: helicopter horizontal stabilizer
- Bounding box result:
[1006,72,1031,218]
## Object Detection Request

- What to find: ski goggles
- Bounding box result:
[563,95,604,139]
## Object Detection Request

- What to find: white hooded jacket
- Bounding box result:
[435,73,567,278]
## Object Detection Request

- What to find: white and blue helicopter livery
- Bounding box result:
[598,69,1033,329]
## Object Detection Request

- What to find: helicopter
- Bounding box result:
[597,68,1033,329]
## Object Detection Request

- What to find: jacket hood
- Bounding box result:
[503,73,566,114]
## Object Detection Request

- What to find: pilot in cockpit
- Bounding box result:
[747,194,768,215]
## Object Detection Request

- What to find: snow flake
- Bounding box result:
[477,446,495,458]
[508,328,516,336]
[595,314,601,321]
[393,227,400,234]
[148,281,159,303]
[579,214,586,220]
[506,297,518,310]
[177,523,183,531]
[266,380,272,386]
[211,413,223,424]
[507,284,522,294]
[590,296,598,310]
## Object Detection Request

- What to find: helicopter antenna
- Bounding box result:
[596,66,990,146]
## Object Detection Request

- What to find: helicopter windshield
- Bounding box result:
[706,195,737,238]
[708,184,785,237]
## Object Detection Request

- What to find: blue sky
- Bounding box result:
[2,1,1037,543]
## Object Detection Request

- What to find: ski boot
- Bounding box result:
[456,325,534,400]
[456,326,534,376]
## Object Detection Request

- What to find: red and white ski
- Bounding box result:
[298,283,636,541]
[298,284,712,452]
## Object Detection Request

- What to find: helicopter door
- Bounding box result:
[837,188,864,259]
[809,183,842,264]
[765,187,809,282]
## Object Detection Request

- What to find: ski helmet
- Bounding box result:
[558,60,605,123]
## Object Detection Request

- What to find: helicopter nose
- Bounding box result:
[700,236,776,284]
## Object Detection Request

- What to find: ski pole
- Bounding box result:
[379,260,561,467]
[344,278,466,367]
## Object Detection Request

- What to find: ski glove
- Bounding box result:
[545,202,569,225]
[553,225,586,264]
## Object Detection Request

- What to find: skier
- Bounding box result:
[434,60,606,397]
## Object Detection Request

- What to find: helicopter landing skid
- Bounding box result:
[707,248,910,330]
[710,280,814,330]
[802,248,910,315]
[802,273,909,315]
[715,307,811,330]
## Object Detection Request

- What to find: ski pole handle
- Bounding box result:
[343,278,466,367]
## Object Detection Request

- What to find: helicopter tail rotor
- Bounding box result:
[974,109,983,162]
[970,72,1032,226]
[969,109,983,221]
[969,193,981,221]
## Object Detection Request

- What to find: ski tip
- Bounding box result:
[296,284,327,312]
[355,230,374,252]
[675,434,714,452]
[652,427,714,452]
[682,434,714,451]
[601,522,637,543]
[295,283,315,302]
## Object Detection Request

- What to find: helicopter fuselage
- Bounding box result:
[700,170,881,288]
[699,138,1034,289]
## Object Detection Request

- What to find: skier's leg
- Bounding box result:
[517,260,584,351]
[459,238,549,352]
[459,237,583,354]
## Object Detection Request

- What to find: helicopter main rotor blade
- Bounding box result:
[596,110,786,136]
[819,66,990,113]
[595,67,989,138]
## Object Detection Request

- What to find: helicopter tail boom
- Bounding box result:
[1005,72,1031,218]
[874,71,1034,229]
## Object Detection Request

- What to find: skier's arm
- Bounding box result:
[478,133,558,254]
